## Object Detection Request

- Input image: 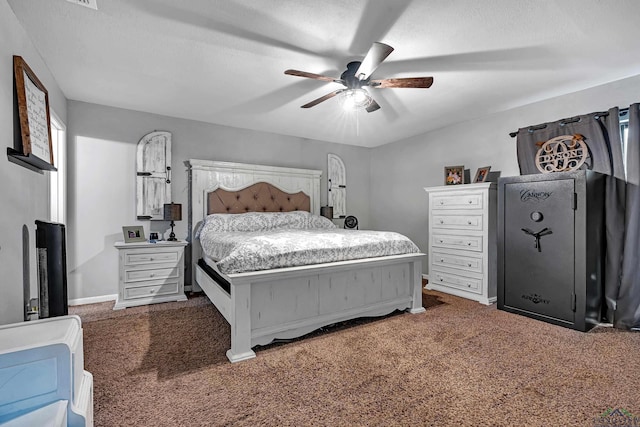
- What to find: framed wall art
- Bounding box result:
[473,166,491,183]
[444,165,464,185]
[13,55,54,167]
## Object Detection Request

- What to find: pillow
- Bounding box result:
[196,210,336,238]
[307,214,337,230]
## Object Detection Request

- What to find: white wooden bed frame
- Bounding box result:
[188,159,425,363]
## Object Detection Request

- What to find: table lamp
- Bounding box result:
[320,206,333,219]
[163,203,182,241]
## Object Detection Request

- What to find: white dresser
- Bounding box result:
[424,183,497,305]
[114,240,188,309]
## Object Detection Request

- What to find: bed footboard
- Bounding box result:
[195,254,425,363]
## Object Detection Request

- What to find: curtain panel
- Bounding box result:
[617,103,640,329]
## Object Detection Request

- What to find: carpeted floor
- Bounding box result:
[72,289,640,427]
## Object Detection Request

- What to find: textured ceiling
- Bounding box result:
[8,0,640,147]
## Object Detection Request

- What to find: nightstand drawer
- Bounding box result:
[431,250,483,273]
[432,214,483,231]
[431,270,481,294]
[125,281,180,299]
[124,266,179,282]
[432,234,483,252]
[125,251,179,266]
[432,193,483,210]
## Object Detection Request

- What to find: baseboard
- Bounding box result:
[68,294,117,306]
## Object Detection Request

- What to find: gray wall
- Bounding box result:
[0,0,67,324]
[370,74,640,273]
[66,101,371,300]
[4,0,640,309]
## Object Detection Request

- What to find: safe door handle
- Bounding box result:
[521,227,553,252]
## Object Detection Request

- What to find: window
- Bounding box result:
[49,112,66,224]
[620,109,629,179]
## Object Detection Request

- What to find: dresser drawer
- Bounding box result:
[430,270,482,294]
[124,250,179,266]
[432,193,483,210]
[124,266,179,283]
[432,214,483,231]
[124,281,180,299]
[431,250,483,273]
[432,234,483,252]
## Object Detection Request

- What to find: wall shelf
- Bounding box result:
[7,147,57,173]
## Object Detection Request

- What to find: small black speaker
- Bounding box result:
[36,220,68,318]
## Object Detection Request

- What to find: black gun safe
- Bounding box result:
[497,170,604,331]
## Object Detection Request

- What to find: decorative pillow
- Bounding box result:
[196,210,336,238]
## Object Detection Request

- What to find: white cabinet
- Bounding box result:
[424,183,497,305]
[114,241,188,309]
[0,315,93,426]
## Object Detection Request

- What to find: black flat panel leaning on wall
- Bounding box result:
[497,170,605,331]
[36,220,68,318]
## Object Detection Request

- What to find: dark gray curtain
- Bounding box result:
[515,108,627,326]
[602,111,626,324]
[617,103,640,329]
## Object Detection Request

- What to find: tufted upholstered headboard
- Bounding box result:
[207,182,311,214]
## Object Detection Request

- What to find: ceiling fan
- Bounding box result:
[284,42,433,113]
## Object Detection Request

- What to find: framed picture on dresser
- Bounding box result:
[444,165,465,185]
[122,225,146,243]
[474,166,491,183]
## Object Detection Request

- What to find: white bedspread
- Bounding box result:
[200,228,421,274]
[196,211,420,274]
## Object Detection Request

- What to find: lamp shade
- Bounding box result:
[320,206,333,219]
[163,203,182,221]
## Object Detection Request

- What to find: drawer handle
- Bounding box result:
[439,240,444,243]
[468,200,472,204]
[440,200,444,205]
[439,277,444,282]
[149,257,154,261]
[440,258,444,263]
[150,273,155,277]
[439,220,444,224]
[468,263,472,267]
[467,242,472,246]
[467,221,472,225]
[149,289,154,294]
[467,283,472,288]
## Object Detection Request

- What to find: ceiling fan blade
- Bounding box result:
[366,99,381,113]
[301,89,345,108]
[285,69,340,83]
[370,77,434,89]
[354,42,394,80]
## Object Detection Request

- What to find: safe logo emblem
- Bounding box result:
[593,408,640,427]
[521,293,550,304]
[535,134,589,173]
[520,189,552,202]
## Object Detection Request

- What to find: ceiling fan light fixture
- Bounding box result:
[340,89,372,111]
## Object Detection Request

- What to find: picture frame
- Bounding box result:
[13,56,54,166]
[444,165,465,185]
[473,166,491,183]
[122,226,146,243]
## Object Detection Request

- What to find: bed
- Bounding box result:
[188,159,425,362]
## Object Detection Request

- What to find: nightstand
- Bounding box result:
[114,240,188,309]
